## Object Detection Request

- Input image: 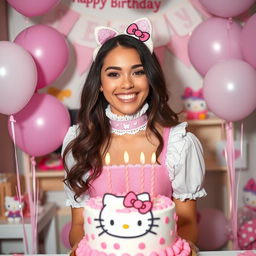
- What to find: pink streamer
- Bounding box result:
[225,122,238,249]
[9,115,29,253]
[30,156,39,253]
[10,114,39,253]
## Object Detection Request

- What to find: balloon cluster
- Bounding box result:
[188,0,256,122]
[0,1,71,157]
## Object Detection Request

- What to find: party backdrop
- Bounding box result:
[8,0,208,111]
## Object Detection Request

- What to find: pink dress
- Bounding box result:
[89,128,172,198]
[63,122,206,207]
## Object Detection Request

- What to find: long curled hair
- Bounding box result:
[63,34,179,200]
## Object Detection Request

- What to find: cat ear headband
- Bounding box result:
[93,17,153,60]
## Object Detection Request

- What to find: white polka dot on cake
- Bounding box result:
[248,227,253,232]
[242,233,247,238]
[249,236,254,241]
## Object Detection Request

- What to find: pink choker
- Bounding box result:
[105,104,148,135]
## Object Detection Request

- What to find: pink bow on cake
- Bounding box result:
[123,191,152,214]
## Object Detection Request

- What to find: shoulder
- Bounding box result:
[166,122,203,152]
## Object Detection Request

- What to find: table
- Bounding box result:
[0,202,57,254]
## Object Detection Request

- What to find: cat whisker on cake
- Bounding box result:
[146,229,157,235]
[96,225,105,229]
[98,230,107,236]
[148,217,160,221]
[94,218,104,222]
[149,224,159,227]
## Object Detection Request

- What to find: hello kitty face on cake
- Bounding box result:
[95,192,160,238]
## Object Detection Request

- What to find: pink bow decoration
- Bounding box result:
[123,191,152,214]
[244,178,256,194]
[126,23,150,42]
[182,87,204,99]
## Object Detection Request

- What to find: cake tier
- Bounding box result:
[76,194,191,256]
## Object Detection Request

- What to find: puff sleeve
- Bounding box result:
[62,125,90,208]
[166,122,207,201]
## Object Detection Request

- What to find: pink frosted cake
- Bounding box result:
[76,192,191,256]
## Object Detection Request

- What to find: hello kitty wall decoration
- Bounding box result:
[182,87,208,120]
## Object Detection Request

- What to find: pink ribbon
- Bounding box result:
[183,87,204,99]
[244,178,256,193]
[123,191,152,214]
[126,23,150,42]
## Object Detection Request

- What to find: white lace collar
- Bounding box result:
[105,103,149,135]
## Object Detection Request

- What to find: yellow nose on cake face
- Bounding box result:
[123,224,129,229]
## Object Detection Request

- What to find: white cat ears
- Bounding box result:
[93,17,153,60]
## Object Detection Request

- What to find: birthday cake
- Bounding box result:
[76,192,191,256]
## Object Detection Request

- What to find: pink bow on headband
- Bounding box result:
[183,87,204,99]
[244,178,256,194]
[126,23,150,42]
[123,191,152,214]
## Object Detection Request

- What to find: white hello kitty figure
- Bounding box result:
[182,87,208,120]
[5,196,24,223]
[95,192,159,238]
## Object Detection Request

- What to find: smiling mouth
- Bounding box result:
[116,93,137,101]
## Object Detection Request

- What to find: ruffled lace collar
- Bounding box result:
[105,103,149,135]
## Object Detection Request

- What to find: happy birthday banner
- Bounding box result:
[41,0,206,76]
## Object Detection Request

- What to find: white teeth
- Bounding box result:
[117,94,136,100]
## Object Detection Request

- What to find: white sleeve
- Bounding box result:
[166,122,207,201]
[62,125,90,208]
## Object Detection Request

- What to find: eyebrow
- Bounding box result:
[104,64,143,72]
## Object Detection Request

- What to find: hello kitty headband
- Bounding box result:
[93,17,153,60]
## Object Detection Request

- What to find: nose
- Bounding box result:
[121,75,134,89]
[123,224,129,229]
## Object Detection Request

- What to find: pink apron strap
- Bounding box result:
[160,127,171,164]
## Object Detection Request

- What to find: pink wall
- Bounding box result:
[0,0,15,173]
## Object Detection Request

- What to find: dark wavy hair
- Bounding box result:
[63,34,179,200]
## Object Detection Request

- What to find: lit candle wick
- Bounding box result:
[124,151,130,192]
[140,152,145,193]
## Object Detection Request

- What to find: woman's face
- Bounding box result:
[100,45,149,116]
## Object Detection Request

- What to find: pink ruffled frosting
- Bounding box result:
[76,236,191,256]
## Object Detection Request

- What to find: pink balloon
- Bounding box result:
[203,60,256,122]
[14,25,69,89]
[7,0,60,17]
[197,208,229,250]
[8,93,70,157]
[241,14,256,69]
[199,0,255,18]
[0,41,37,115]
[188,18,242,76]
